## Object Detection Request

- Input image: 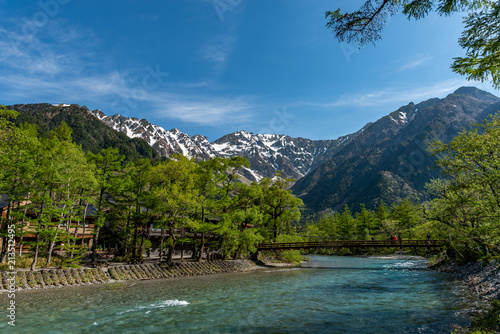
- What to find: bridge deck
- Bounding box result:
[257,240,446,251]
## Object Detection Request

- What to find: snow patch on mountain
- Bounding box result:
[88,110,364,181]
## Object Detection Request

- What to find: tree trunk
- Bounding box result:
[138,223,146,261]
[77,203,89,248]
[30,198,46,270]
[191,232,197,259]
[0,202,12,263]
[91,189,106,264]
[132,220,139,262]
[123,206,132,257]
[18,197,30,257]
[47,203,67,266]
[80,223,86,247]
[166,227,177,264]
[159,229,165,263]
[131,204,141,262]
[46,226,62,266]
[180,227,185,259]
[46,239,56,266]
[91,226,101,264]
[273,218,278,241]
[30,234,40,271]
[197,233,205,262]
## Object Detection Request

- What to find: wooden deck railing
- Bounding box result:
[257,239,446,251]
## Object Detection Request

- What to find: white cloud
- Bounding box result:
[291,79,498,111]
[149,94,254,126]
[398,55,434,71]
[202,35,237,70]
[0,15,256,127]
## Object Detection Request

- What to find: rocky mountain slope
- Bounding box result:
[291,87,500,212]
[90,109,366,181]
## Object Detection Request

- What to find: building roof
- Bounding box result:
[0,194,9,210]
[0,195,98,217]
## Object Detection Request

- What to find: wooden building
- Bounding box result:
[0,194,98,253]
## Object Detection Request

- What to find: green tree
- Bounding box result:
[0,108,41,262]
[355,204,376,239]
[326,0,500,89]
[338,204,355,240]
[182,157,248,261]
[150,155,197,264]
[232,182,263,232]
[191,158,224,261]
[259,173,303,241]
[125,159,153,262]
[427,114,500,260]
[316,210,340,239]
[374,201,391,237]
[390,199,421,238]
[218,181,264,259]
[87,147,125,263]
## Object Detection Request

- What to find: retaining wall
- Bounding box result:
[0,260,255,292]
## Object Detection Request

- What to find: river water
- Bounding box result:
[1,256,476,333]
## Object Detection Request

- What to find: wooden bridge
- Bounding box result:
[257,239,447,251]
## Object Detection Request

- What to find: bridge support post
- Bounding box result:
[250,251,262,262]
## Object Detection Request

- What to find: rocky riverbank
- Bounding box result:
[436,260,500,301]
[0,260,256,292]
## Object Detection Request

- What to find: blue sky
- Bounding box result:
[0,1,498,141]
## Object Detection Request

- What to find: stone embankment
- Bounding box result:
[436,260,500,301]
[0,260,255,292]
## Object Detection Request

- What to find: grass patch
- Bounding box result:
[0,255,64,270]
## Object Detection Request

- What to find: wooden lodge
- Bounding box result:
[0,194,97,253]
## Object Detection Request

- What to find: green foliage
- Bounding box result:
[304,198,441,247]
[259,173,303,241]
[452,1,500,89]
[10,104,160,163]
[275,234,304,264]
[390,199,421,238]
[338,204,355,240]
[470,299,500,333]
[355,204,375,239]
[427,114,500,261]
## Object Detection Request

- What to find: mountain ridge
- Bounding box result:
[88,108,366,181]
[292,86,500,212]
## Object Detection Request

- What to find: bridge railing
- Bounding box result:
[257,240,447,251]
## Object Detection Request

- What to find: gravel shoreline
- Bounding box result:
[435,260,500,302]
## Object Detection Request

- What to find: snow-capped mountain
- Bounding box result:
[90,111,218,159]
[89,109,364,181]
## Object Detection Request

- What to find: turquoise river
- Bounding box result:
[0,256,477,333]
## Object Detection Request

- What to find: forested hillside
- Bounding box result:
[8,103,160,163]
[293,87,500,212]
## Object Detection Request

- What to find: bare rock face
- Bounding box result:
[89,110,362,181]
